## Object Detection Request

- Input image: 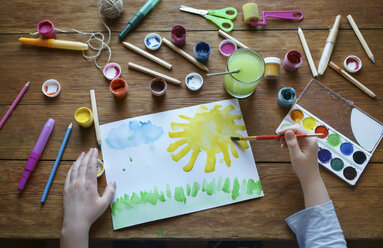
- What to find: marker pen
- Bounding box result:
[18,38,88,51]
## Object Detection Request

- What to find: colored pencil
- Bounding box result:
[162,37,209,72]
[121,41,173,70]
[41,123,72,203]
[218,30,248,48]
[329,61,376,98]
[231,133,324,141]
[206,69,240,77]
[128,62,182,85]
[0,81,30,129]
[90,90,101,146]
[346,15,375,63]
[297,27,318,78]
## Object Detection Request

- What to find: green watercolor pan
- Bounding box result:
[276,79,383,186]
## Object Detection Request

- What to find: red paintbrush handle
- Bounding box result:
[256,134,309,140]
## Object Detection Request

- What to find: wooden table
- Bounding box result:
[0,0,382,242]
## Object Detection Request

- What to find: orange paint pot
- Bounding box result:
[110,78,128,98]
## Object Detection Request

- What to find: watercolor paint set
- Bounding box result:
[276,79,383,186]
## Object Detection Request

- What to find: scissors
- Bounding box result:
[180,5,238,32]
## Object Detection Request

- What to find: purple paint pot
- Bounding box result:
[283,50,303,71]
[103,62,121,81]
[171,25,186,47]
[219,39,237,57]
[37,20,56,39]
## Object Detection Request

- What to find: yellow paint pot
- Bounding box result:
[264,57,281,79]
[97,159,104,178]
[75,107,94,128]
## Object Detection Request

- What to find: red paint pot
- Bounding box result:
[283,50,303,71]
[150,77,167,96]
[110,78,128,98]
[171,25,186,47]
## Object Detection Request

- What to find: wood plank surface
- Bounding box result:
[0,0,382,242]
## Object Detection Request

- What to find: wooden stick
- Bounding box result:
[297,27,318,78]
[121,42,173,70]
[346,15,375,63]
[231,133,324,141]
[206,69,240,77]
[162,37,209,72]
[90,89,101,146]
[128,62,182,85]
[218,30,248,48]
[329,61,376,98]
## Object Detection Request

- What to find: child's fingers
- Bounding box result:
[64,165,73,190]
[285,130,303,158]
[78,148,93,184]
[87,148,99,188]
[277,124,308,135]
[70,152,85,183]
[99,181,116,209]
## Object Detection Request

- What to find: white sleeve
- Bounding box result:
[286,200,347,248]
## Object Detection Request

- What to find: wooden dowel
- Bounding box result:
[90,89,101,146]
[121,42,172,70]
[162,37,209,72]
[218,30,248,48]
[128,62,182,85]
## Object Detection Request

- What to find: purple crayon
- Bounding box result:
[18,118,55,192]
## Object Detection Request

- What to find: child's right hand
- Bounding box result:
[277,124,320,184]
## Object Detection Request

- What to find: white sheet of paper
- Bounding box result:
[100,99,263,230]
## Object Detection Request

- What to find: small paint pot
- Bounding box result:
[150,77,167,96]
[283,50,303,71]
[97,159,104,178]
[185,72,203,91]
[344,55,362,73]
[42,79,61,97]
[110,78,128,98]
[264,57,281,79]
[75,107,94,128]
[194,42,211,64]
[144,33,162,50]
[278,87,296,107]
[37,20,56,39]
[219,39,237,57]
[171,25,186,47]
[103,62,121,81]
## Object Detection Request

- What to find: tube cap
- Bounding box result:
[144,33,162,50]
[185,73,203,91]
[42,79,61,97]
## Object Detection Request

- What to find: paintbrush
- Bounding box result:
[206,69,240,77]
[231,133,324,141]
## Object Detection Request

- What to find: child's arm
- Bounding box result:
[60,148,116,248]
[278,125,347,247]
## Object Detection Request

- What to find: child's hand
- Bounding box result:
[62,148,116,231]
[277,124,320,184]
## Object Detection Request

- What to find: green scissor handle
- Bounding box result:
[208,7,238,20]
[205,15,234,32]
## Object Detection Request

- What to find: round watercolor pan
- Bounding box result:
[343,166,357,180]
[315,125,329,139]
[318,148,332,164]
[302,116,317,130]
[290,109,304,123]
[353,151,367,164]
[330,158,344,171]
[340,142,354,156]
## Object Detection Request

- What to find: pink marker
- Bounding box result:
[37,20,56,39]
[18,118,55,192]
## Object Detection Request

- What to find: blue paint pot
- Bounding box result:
[278,87,296,107]
[194,42,211,64]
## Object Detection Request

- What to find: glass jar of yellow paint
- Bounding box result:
[224,48,265,98]
[264,57,281,79]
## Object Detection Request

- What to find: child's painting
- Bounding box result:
[100,99,263,230]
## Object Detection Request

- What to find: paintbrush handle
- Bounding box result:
[239,133,323,141]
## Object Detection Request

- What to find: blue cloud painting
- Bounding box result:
[106,120,164,150]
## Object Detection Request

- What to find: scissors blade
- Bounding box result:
[179,5,208,17]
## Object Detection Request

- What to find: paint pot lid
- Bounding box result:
[97,159,104,178]
[144,33,162,50]
[42,79,61,97]
[264,57,281,64]
[344,55,362,73]
[103,62,121,80]
[219,39,237,57]
[185,72,203,91]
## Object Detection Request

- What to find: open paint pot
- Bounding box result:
[97,159,104,178]
[74,107,94,128]
[42,79,61,97]
[150,77,167,96]
[219,39,237,57]
[278,87,296,107]
[110,78,128,98]
[103,62,121,80]
[283,50,303,71]
[344,55,362,73]
[171,25,186,47]
[37,20,56,39]
[194,42,211,64]
[185,72,203,91]
[144,33,162,50]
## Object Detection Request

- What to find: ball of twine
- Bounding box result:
[98,0,124,19]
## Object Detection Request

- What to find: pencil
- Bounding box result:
[162,37,209,72]
[0,81,30,129]
[346,15,375,63]
[297,27,318,78]
[90,90,101,146]
[218,30,249,48]
[128,62,182,85]
[41,123,72,203]
[329,61,376,98]
[231,133,324,141]
[121,41,173,70]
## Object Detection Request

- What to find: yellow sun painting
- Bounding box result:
[167,104,249,173]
